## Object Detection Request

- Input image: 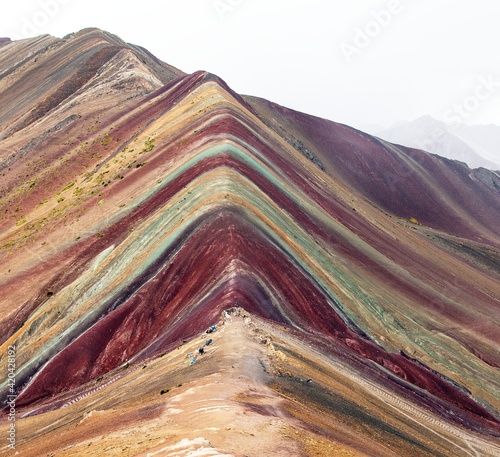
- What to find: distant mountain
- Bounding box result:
[377,115,500,170]
[0,29,499,456]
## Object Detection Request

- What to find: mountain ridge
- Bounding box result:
[0,29,499,456]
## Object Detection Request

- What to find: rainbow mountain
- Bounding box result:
[0,28,499,456]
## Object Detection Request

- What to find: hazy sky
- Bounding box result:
[2,0,499,132]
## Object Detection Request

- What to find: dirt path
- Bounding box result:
[131,310,303,457]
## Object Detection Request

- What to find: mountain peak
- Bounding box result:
[378,116,500,170]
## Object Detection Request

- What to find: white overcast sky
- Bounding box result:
[1,0,500,132]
